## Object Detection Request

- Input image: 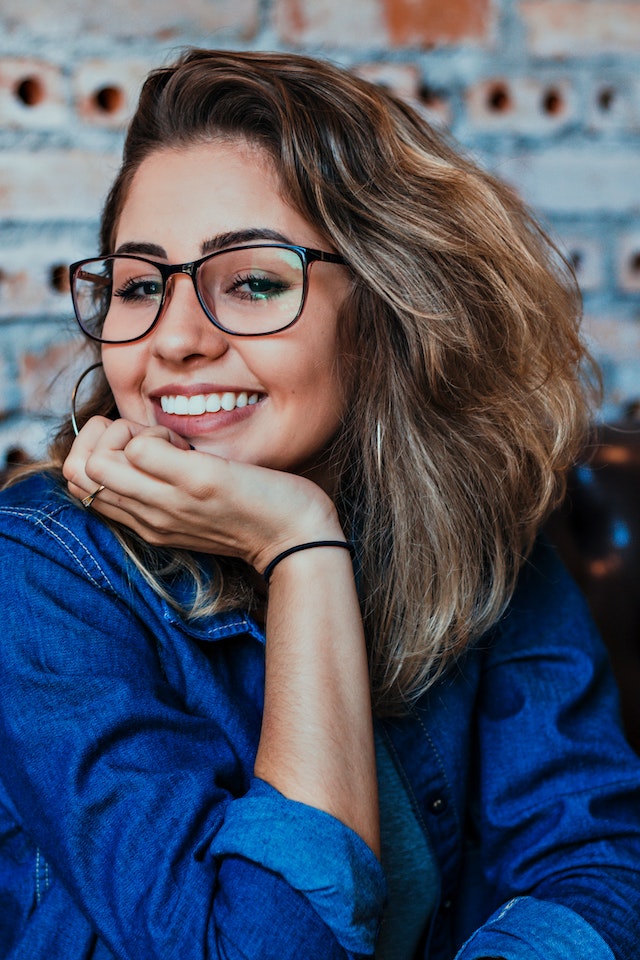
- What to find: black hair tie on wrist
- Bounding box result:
[263,540,356,584]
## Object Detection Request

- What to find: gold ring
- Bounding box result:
[81,484,106,508]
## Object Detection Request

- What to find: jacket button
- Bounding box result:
[428,795,447,814]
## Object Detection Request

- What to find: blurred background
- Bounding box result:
[1,0,640,462]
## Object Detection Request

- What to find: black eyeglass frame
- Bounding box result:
[69,243,347,344]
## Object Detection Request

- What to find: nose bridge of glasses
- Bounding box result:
[155,259,234,344]
[161,259,197,281]
[160,259,200,302]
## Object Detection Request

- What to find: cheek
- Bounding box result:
[101,347,146,415]
[270,346,342,414]
[289,351,346,440]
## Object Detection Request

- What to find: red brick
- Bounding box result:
[0,58,68,129]
[354,62,451,127]
[0,238,88,319]
[356,62,452,125]
[18,336,89,418]
[617,232,640,293]
[0,151,120,221]
[382,0,490,46]
[587,78,635,133]
[583,313,640,411]
[0,419,52,463]
[74,60,153,127]
[498,147,640,214]
[355,62,422,101]
[466,76,574,133]
[0,348,10,417]
[558,235,603,293]
[3,0,259,40]
[275,0,491,48]
[274,0,381,45]
[521,2,640,57]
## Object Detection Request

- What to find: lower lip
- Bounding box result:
[153,398,263,438]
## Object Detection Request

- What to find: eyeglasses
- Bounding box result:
[69,243,347,343]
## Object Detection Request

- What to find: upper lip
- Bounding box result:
[150,383,263,398]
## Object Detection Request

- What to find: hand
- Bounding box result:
[65,417,378,856]
[63,417,345,573]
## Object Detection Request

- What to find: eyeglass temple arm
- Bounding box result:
[311,249,346,265]
[74,270,111,286]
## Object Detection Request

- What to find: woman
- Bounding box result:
[0,49,638,960]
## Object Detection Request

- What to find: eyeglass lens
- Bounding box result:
[72,247,306,341]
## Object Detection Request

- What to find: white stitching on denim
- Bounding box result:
[209,618,250,637]
[34,847,51,905]
[0,506,116,592]
[35,847,41,905]
[412,709,461,834]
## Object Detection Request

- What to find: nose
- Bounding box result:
[150,272,229,364]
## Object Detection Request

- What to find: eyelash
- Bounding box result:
[114,277,162,301]
[227,273,289,300]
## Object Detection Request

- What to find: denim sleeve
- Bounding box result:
[456,896,615,959]
[465,541,640,959]
[210,778,384,953]
[0,519,384,959]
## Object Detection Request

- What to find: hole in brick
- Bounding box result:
[419,84,442,107]
[597,87,615,112]
[50,264,70,294]
[569,250,583,272]
[486,83,511,113]
[542,88,563,116]
[93,85,125,114]
[629,251,640,275]
[15,76,45,107]
[6,446,31,466]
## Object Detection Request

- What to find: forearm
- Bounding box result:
[254,544,380,858]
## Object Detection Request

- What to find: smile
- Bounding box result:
[160,392,260,415]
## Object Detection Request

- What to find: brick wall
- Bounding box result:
[1,0,639,461]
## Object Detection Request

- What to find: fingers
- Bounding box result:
[63,419,225,549]
[63,416,116,498]
[64,418,191,499]
[80,484,106,508]
[122,432,217,492]
[62,416,344,567]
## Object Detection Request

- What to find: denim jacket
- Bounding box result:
[0,472,639,959]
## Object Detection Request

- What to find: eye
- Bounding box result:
[114,276,163,304]
[228,272,290,301]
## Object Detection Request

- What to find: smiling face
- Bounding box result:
[102,140,352,486]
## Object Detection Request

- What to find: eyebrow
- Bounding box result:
[115,228,293,259]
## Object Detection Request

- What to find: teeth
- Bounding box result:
[160,392,259,415]
[188,395,206,415]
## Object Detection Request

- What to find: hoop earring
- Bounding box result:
[71,361,103,437]
[376,419,384,474]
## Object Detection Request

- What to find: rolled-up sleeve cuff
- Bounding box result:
[209,777,386,954]
[456,896,615,960]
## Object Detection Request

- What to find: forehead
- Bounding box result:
[113,140,320,251]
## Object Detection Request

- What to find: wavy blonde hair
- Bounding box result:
[47,49,596,713]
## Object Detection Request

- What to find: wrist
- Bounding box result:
[263,540,355,584]
[250,489,346,575]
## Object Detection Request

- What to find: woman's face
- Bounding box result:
[102,140,351,485]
